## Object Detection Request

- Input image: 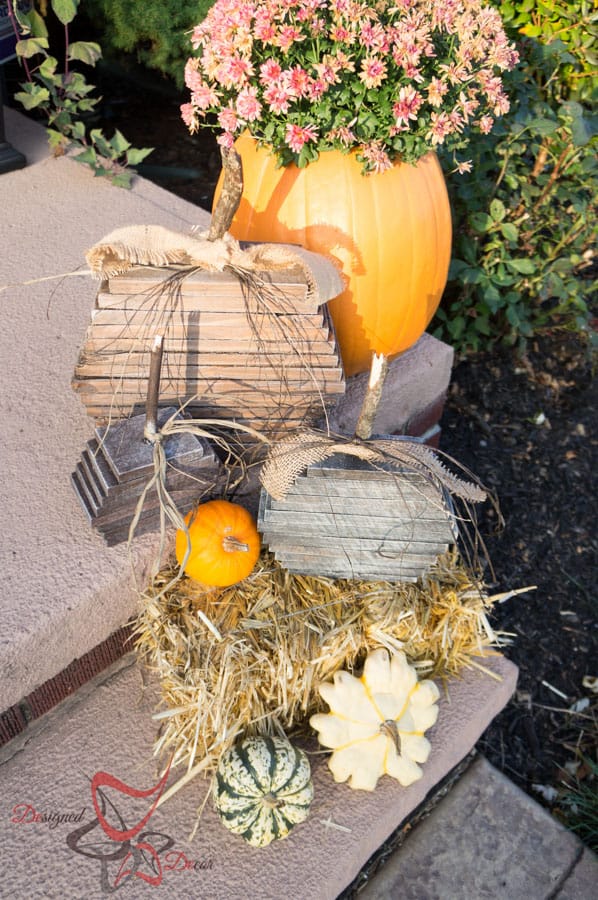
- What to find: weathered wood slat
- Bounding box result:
[268,494,447,516]
[72,376,345,396]
[106,266,313,297]
[260,508,455,536]
[258,533,449,554]
[74,360,344,382]
[76,349,339,370]
[273,557,420,581]
[96,289,310,314]
[84,335,338,354]
[90,307,326,329]
[284,474,443,502]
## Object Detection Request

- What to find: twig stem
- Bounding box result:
[355,352,389,440]
[144,335,164,442]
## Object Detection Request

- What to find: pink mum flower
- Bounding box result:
[360,141,392,174]
[263,83,293,114]
[276,25,304,53]
[478,114,494,134]
[236,86,262,122]
[427,77,449,108]
[284,122,319,153]
[180,103,196,131]
[191,84,220,110]
[428,111,453,146]
[285,65,311,98]
[218,105,240,132]
[259,59,282,84]
[359,56,387,89]
[392,86,423,125]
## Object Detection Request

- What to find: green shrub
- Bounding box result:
[433,1,597,352]
[84,0,214,87]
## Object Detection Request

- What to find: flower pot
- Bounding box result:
[216,132,452,376]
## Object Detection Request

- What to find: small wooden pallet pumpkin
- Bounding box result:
[258,433,482,582]
[214,736,314,848]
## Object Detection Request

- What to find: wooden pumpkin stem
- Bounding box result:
[222,534,250,553]
[355,352,389,441]
[208,146,244,241]
[380,719,401,755]
[143,334,164,443]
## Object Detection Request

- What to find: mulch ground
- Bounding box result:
[83,71,598,835]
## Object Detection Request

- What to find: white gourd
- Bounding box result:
[310,648,439,791]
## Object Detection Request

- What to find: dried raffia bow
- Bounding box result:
[259,427,487,504]
[260,351,487,505]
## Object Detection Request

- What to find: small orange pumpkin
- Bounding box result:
[215,132,452,376]
[175,500,261,587]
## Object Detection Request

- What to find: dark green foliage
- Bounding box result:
[433,1,597,352]
[84,0,215,87]
[9,0,152,187]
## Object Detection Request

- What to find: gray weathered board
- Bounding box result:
[71,407,221,545]
[72,264,345,438]
[258,453,458,582]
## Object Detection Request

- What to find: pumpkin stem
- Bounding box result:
[222,534,250,553]
[262,792,283,810]
[380,719,401,755]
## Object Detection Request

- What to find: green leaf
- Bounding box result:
[39,57,58,78]
[470,212,494,233]
[16,37,49,59]
[47,129,68,150]
[110,173,134,189]
[27,9,49,39]
[529,117,559,136]
[14,85,50,111]
[70,120,86,141]
[501,223,519,242]
[109,129,131,155]
[490,199,506,222]
[68,41,102,66]
[90,129,113,158]
[73,147,98,166]
[126,147,154,167]
[51,0,79,26]
[507,258,536,275]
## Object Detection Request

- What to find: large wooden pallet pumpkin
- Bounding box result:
[216,131,452,376]
[72,257,345,438]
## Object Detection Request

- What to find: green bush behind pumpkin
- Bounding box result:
[433,0,597,352]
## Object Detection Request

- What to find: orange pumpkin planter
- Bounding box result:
[216,132,452,376]
[175,500,261,588]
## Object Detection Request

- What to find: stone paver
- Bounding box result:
[555,848,598,900]
[359,755,597,900]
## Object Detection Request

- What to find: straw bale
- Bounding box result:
[135,549,511,790]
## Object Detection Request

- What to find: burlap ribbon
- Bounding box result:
[85,225,343,306]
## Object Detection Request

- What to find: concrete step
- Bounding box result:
[1,107,455,732]
[0,651,517,899]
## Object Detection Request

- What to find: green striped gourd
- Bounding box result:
[214,736,314,847]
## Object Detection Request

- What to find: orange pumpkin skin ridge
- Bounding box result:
[175,500,261,588]
[216,132,452,376]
